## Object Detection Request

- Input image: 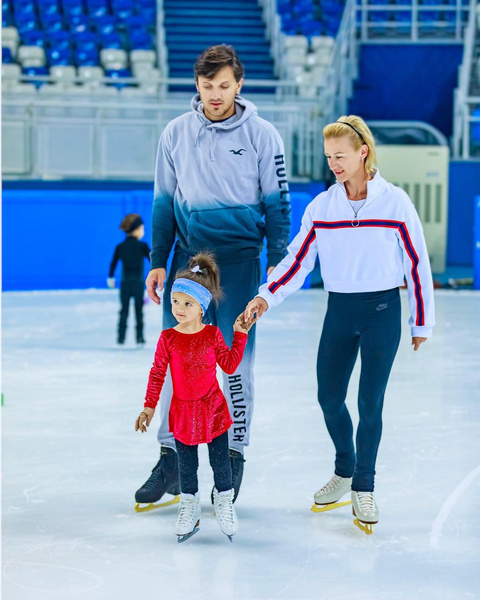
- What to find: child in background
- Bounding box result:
[135,253,255,543]
[108,214,150,345]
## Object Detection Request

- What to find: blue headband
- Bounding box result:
[171,278,212,315]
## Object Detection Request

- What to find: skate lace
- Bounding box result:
[216,495,235,525]
[356,492,375,512]
[319,474,344,495]
[177,498,197,527]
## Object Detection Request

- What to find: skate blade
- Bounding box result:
[227,535,233,543]
[134,495,180,512]
[311,500,352,513]
[177,525,200,543]
[353,517,375,535]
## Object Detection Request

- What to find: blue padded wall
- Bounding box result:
[350,44,463,138]
[2,183,325,291]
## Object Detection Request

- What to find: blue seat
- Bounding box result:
[99,31,122,48]
[46,46,71,65]
[72,29,97,45]
[2,46,14,62]
[41,14,64,31]
[74,47,99,65]
[46,29,71,51]
[129,30,152,50]
[15,14,38,33]
[105,67,131,88]
[20,29,45,46]
[22,65,49,87]
[91,15,116,35]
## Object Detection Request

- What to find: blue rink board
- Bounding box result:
[2,185,325,292]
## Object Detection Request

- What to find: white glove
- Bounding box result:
[107,277,115,289]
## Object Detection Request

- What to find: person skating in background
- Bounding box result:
[108,214,150,345]
[244,115,435,535]
[134,44,291,509]
[135,253,256,542]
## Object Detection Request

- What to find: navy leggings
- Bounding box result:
[317,288,401,492]
[175,431,232,495]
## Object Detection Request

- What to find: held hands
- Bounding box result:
[107,277,115,289]
[412,337,427,351]
[135,407,155,433]
[145,268,167,305]
[244,297,269,325]
[234,312,258,333]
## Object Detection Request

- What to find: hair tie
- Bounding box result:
[337,120,366,145]
[191,265,203,273]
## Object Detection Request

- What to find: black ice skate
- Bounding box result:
[210,448,245,505]
[134,446,181,512]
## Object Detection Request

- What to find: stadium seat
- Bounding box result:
[100,47,128,69]
[2,26,19,57]
[99,32,123,49]
[104,67,132,88]
[130,49,156,68]
[78,64,104,87]
[50,64,77,84]
[47,46,71,65]
[74,47,99,66]
[22,65,49,87]
[2,62,21,84]
[2,46,14,62]
[18,44,46,67]
[310,35,335,51]
[20,29,44,47]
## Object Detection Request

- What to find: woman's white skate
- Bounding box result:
[311,474,352,513]
[175,492,201,543]
[351,491,378,535]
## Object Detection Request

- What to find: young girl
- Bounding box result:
[135,253,254,543]
[245,116,435,535]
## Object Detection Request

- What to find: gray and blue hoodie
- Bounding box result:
[151,94,291,268]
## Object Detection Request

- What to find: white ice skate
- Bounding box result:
[311,474,352,513]
[213,488,238,542]
[351,491,378,535]
[175,492,201,543]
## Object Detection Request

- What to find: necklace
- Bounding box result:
[348,198,366,226]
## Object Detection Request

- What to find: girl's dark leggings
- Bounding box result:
[317,288,401,492]
[175,430,232,495]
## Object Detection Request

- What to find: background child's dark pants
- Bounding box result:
[175,431,232,495]
[316,287,402,492]
[118,279,144,343]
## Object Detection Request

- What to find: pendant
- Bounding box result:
[351,219,359,227]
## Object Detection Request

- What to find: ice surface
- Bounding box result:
[2,289,480,600]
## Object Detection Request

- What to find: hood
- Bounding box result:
[189,94,258,161]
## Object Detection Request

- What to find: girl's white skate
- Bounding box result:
[351,491,378,535]
[311,474,352,513]
[213,488,238,542]
[175,492,201,543]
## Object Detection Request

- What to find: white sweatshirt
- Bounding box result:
[257,171,435,338]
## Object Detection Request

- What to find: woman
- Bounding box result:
[244,116,435,534]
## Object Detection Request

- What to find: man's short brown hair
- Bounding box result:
[194,44,244,82]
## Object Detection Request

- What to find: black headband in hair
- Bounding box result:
[127,216,144,233]
[337,120,366,145]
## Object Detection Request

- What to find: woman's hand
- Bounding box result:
[244,297,269,324]
[411,337,427,351]
[135,407,155,432]
[234,312,257,333]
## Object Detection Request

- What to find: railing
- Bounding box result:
[156,0,168,77]
[258,0,284,77]
[357,0,470,43]
[452,0,480,158]
[2,81,331,181]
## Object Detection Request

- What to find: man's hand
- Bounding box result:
[135,407,155,433]
[146,268,167,305]
[244,297,269,323]
[412,337,427,351]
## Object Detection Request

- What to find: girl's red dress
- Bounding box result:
[144,325,248,445]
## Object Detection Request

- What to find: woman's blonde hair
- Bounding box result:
[323,115,377,176]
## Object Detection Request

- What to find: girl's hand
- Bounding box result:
[412,337,427,351]
[234,312,257,333]
[135,407,155,432]
[244,297,268,323]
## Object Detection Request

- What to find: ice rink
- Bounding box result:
[2,288,480,600]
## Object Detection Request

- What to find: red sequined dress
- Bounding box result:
[144,325,248,445]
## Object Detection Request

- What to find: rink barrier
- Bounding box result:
[474,195,480,289]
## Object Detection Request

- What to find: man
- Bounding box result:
[135,44,290,506]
